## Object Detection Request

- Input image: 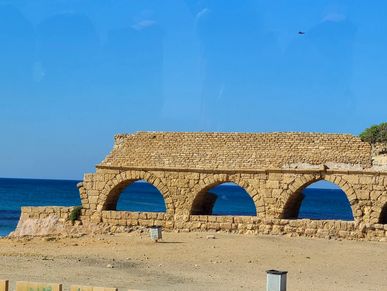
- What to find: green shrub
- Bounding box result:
[378,123,387,142]
[360,125,380,143]
[360,122,387,143]
[69,206,82,222]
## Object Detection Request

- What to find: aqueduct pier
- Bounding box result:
[16,132,387,240]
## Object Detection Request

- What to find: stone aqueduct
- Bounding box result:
[17,132,387,240]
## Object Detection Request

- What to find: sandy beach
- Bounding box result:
[0,231,385,291]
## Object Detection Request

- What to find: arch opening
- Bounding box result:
[282,180,354,221]
[191,182,257,216]
[380,203,387,224]
[105,179,166,212]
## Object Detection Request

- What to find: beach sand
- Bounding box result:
[0,231,385,291]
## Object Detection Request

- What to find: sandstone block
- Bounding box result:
[266,180,280,189]
[0,280,8,291]
[207,223,220,230]
[220,223,232,231]
[16,282,62,291]
[70,285,117,291]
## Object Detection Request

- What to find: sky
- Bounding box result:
[0,0,386,180]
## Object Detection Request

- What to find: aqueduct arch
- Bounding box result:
[19,131,387,241]
[280,174,359,221]
[380,203,387,224]
[96,170,174,215]
[189,176,265,217]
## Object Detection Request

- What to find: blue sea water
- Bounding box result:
[0,178,81,236]
[0,178,353,236]
[116,182,167,212]
[299,188,353,220]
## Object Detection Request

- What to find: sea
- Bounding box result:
[0,178,353,237]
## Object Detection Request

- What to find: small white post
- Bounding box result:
[266,270,287,291]
[149,226,162,242]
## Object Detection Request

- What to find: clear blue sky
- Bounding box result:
[0,0,386,180]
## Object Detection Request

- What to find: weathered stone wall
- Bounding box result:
[99,211,387,241]
[12,207,73,236]
[79,168,387,223]
[61,132,387,241]
[12,132,387,241]
[372,142,387,157]
[14,205,387,241]
[20,206,72,220]
[100,132,372,170]
[372,142,387,169]
[66,166,387,241]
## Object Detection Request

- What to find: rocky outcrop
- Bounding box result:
[372,143,387,170]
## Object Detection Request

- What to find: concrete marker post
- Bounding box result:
[149,226,162,242]
[266,270,287,291]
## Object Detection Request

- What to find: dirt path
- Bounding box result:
[0,232,386,291]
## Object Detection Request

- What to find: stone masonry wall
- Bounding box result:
[12,207,73,236]
[72,167,387,241]
[372,142,387,169]
[100,211,387,241]
[20,206,72,220]
[12,132,387,241]
[80,169,387,222]
[100,132,372,170]
[14,207,387,241]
